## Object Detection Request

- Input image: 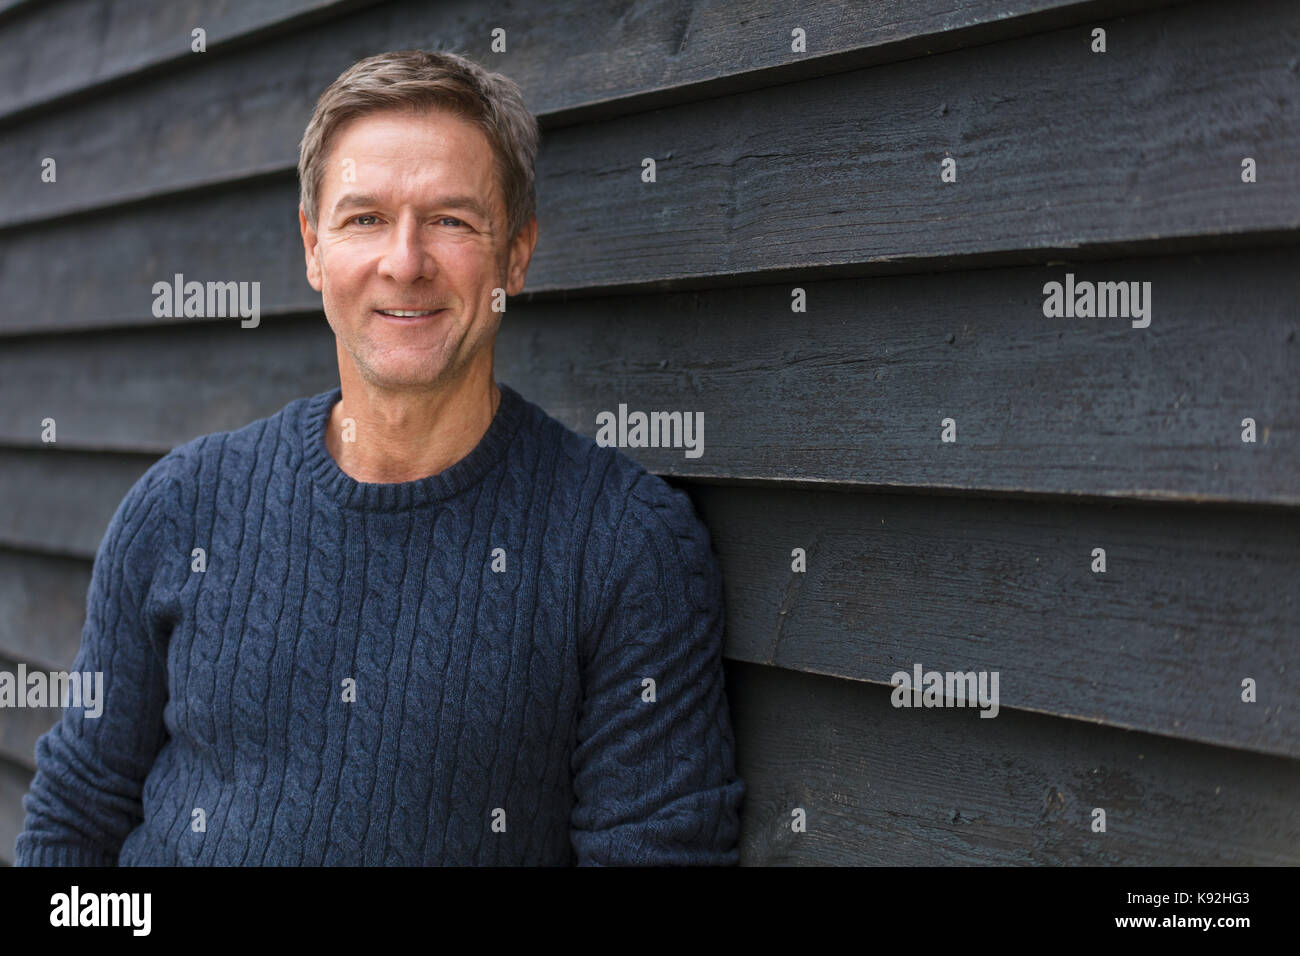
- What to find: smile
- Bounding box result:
[375,308,447,322]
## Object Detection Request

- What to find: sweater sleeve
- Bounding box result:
[570,473,745,865]
[13,458,175,867]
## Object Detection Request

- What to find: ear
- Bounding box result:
[504,214,538,297]
[300,203,323,292]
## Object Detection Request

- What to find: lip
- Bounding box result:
[373,308,448,324]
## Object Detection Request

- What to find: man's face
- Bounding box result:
[300,107,536,391]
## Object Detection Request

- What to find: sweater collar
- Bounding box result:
[301,381,525,511]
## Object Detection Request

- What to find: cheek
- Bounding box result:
[446,243,499,282]
[318,254,369,303]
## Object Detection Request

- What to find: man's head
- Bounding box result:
[297,50,540,392]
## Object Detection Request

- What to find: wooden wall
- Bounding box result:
[2,0,1297,865]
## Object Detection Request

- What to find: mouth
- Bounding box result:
[374,308,448,324]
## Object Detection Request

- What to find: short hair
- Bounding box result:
[297,49,540,241]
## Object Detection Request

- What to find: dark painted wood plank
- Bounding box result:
[4,0,1129,124]
[3,247,1294,503]
[0,176,316,336]
[520,0,1300,294]
[527,0,1191,128]
[0,758,33,867]
[0,0,385,123]
[0,315,340,445]
[0,0,1185,124]
[686,482,1299,759]
[3,1,1296,336]
[0,0,1191,223]
[502,249,1300,504]
[727,660,1300,864]
[0,657,59,772]
[0,0,38,20]
[0,450,153,557]
[0,0,1293,284]
[0,548,90,670]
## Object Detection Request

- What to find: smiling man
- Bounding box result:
[15,50,744,866]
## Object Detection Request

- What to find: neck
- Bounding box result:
[325,367,501,484]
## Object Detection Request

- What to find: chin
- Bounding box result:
[365,361,458,389]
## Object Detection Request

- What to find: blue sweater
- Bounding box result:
[15,383,744,866]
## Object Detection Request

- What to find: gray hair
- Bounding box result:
[298,49,540,240]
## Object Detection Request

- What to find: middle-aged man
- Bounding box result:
[15,49,744,866]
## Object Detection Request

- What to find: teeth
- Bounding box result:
[379,309,435,317]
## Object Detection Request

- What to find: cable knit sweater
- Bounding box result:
[14,382,744,866]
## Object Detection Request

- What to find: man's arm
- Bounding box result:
[570,472,745,865]
[14,460,175,866]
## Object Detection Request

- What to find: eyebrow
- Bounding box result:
[331,192,493,222]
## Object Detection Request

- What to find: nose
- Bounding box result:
[377,213,436,285]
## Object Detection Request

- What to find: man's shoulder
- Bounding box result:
[509,385,705,542]
[508,387,718,617]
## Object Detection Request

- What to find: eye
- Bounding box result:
[438,217,467,228]
[349,214,380,226]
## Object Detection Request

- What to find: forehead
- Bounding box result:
[320,107,501,206]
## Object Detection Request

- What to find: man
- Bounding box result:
[15,49,744,866]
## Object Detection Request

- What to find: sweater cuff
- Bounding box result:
[14,839,119,867]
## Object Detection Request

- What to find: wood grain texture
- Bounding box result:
[496,249,1299,504]
[0,0,1193,223]
[519,0,1300,294]
[727,660,1300,865]
[0,0,386,123]
[0,549,89,671]
[0,315,340,447]
[0,656,59,772]
[4,1,1295,337]
[0,0,1293,271]
[0,759,32,867]
[0,176,313,335]
[685,480,1299,759]
[0,0,1191,126]
[6,247,1293,502]
[0,450,153,557]
[0,0,38,22]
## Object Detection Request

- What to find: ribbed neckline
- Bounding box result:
[301,382,526,511]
